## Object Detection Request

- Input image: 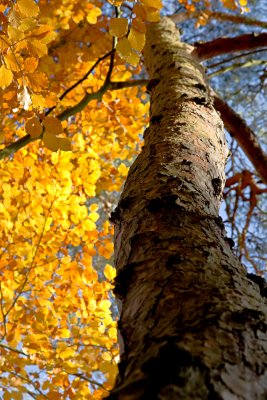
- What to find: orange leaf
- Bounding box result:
[58,138,72,151]
[43,131,60,151]
[43,116,62,135]
[25,116,43,138]
[24,57,38,73]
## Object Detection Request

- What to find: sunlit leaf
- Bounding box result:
[31,93,46,109]
[116,38,132,58]
[104,264,116,281]
[0,65,13,89]
[24,57,39,73]
[128,29,146,52]
[17,0,39,18]
[17,85,32,110]
[86,6,102,24]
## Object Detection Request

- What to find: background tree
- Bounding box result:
[0,0,266,399]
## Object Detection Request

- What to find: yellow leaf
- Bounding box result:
[104,264,116,281]
[89,211,99,222]
[141,0,162,8]
[144,6,161,22]
[108,327,117,339]
[19,17,37,31]
[132,18,146,33]
[128,29,146,52]
[45,92,58,107]
[109,18,128,38]
[4,53,22,72]
[58,137,72,151]
[26,71,48,91]
[118,163,129,176]
[8,9,21,28]
[83,219,96,231]
[24,57,38,73]
[86,6,102,24]
[31,94,46,109]
[43,132,60,152]
[3,90,16,101]
[58,347,76,359]
[17,0,39,18]
[0,65,13,89]
[25,116,43,138]
[58,328,71,338]
[7,25,24,41]
[127,51,140,67]
[89,204,98,212]
[28,39,48,57]
[43,116,62,135]
[133,4,147,20]
[116,38,131,58]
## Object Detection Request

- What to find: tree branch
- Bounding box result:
[213,92,267,184]
[207,48,267,69]
[170,11,267,29]
[194,32,267,61]
[46,49,115,116]
[206,12,267,29]
[0,79,148,159]
[208,59,267,78]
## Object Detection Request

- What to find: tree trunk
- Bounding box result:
[108,18,267,400]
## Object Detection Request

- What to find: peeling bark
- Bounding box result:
[108,18,267,400]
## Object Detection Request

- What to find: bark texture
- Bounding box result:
[108,18,267,400]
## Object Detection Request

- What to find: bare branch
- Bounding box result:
[194,32,267,61]
[213,92,267,184]
[208,48,267,69]
[0,343,29,357]
[170,11,267,29]
[208,59,267,78]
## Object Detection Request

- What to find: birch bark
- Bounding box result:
[108,18,267,400]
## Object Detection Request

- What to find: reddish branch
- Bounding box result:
[214,93,267,184]
[170,11,267,29]
[194,32,267,61]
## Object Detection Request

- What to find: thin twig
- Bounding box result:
[45,50,115,116]
[0,343,29,357]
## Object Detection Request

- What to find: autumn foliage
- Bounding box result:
[0,0,251,398]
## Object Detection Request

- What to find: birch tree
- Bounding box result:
[108,16,267,400]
